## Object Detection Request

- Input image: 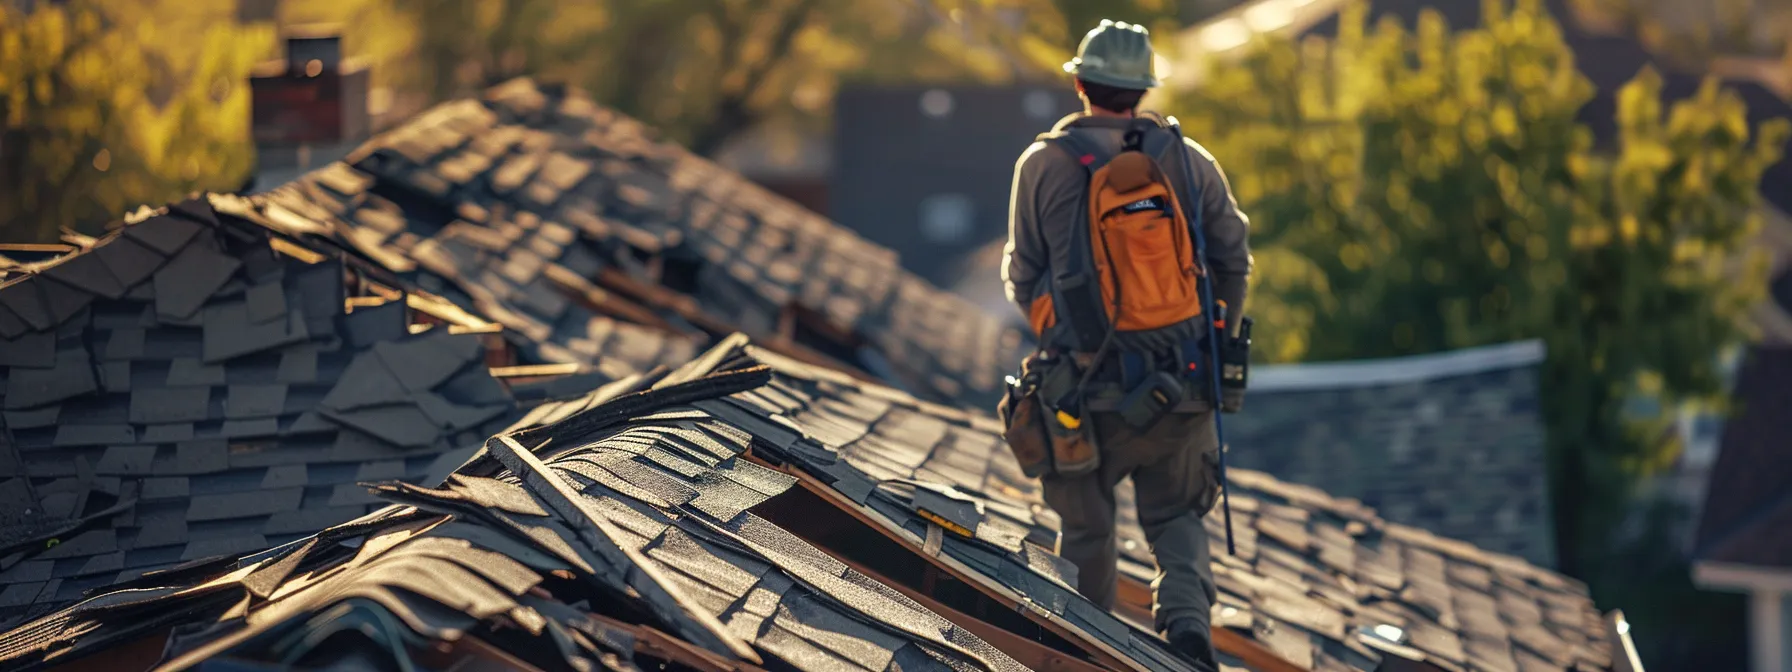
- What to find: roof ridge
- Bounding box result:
[1250,338,1547,391]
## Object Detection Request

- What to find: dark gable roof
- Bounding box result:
[1694,346,1792,568]
[0,352,1035,672]
[1226,342,1558,569]
[252,78,1028,410]
[0,198,520,623]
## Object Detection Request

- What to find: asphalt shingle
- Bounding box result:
[0,198,518,622]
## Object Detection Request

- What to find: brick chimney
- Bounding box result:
[247,24,370,191]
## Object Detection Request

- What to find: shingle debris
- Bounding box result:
[0,364,1030,672]
[0,197,518,623]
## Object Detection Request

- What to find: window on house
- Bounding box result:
[1023,90,1058,121]
[919,89,955,119]
[918,194,975,245]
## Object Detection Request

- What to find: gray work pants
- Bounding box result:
[1040,410,1221,632]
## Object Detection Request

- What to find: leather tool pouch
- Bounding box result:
[998,355,1055,478]
[1039,356,1100,477]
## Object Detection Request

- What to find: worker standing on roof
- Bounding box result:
[995,19,1253,672]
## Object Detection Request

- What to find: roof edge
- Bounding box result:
[1251,339,1547,392]
[1605,610,1647,672]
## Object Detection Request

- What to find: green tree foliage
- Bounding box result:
[0,0,1174,244]
[1164,0,1786,582]
[0,0,266,243]
[277,0,1188,157]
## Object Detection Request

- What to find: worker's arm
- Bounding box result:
[1182,137,1253,333]
[1002,141,1057,322]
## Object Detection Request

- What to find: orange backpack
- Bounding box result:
[1028,120,1204,352]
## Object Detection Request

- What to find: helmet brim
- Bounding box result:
[1063,61,1159,90]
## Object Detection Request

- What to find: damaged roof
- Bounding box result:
[672,340,1618,672]
[0,76,1628,672]
[250,77,1028,408]
[0,197,519,624]
[0,329,1624,672]
[0,352,1039,672]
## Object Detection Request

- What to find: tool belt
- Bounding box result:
[997,324,1252,479]
[997,351,1100,478]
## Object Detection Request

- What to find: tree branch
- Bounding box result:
[688,0,819,156]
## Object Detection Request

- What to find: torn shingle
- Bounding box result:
[343,301,407,349]
[153,242,242,320]
[0,280,52,331]
[35,277,94,327]
[323,405,440,448]
[92,237,167,290]
[374,333,480,392]
[42,249,127,299]
[4,348,97,410]
[124,216,205,256]
[0,305,28,339]
[0,331,55,368]
[244,282,289,325]
[201,302,308,363]
[319,354,409,414]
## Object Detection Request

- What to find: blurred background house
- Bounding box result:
[830,84,1079,285]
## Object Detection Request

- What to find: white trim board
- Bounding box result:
[1693,560,1792,592]
[1250,339,1547,392]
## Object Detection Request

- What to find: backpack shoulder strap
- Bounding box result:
[1039,130,1116,173]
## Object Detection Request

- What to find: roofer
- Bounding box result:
[996,19,1253,672]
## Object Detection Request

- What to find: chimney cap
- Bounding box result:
[282,23,345,40]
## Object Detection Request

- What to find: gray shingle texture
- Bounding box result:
[0,198,517,622]
[246,78,1020,409]
[0,363,1030,672]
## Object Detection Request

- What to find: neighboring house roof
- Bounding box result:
[1225,341,1558,569]
[0,336,1622,672]
[1693,346,1792,568]
[254,78,1028,410]
[0,198,520,623]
